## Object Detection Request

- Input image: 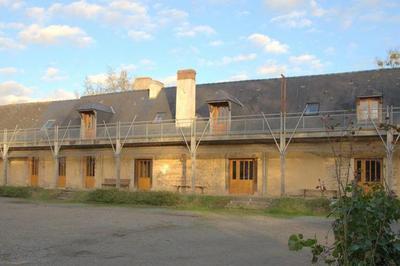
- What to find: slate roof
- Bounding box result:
[0,68,398,130]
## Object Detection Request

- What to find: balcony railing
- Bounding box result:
[2,108,400,147]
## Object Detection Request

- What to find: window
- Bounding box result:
[230,159,256,180]
[153,112,166,123]
[31,157,39,176]
[305,103,319,115]
[355,158,382,183]
[41,119,56,130]
[58,157,66,177]
[86,156,95,177]
[357,97,381,122]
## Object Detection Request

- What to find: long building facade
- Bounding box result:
[1,68,400,196]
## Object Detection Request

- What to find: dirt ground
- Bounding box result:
[0,197,332,265]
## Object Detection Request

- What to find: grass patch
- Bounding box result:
[86,189,181,206]
[265,197,331,216]
[178,194,232,211]
[0,186,332,217]
[0,186,32,198]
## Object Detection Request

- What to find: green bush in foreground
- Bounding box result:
[289,186,400,265]
[86,189,181,206]
[0,186,32,198]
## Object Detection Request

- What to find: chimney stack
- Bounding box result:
[132,77,164,99]
[176,69,196,127]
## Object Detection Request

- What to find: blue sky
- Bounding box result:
[0,0,398,104]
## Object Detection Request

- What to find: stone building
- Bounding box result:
[1,68,400,196]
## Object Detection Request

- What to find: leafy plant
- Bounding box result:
[289,186,400,265]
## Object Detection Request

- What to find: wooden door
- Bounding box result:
[354,158,382,192]
[57,157,66,188]
[84,156,96,189]
[135,159,152,191]
[210,103,230,134]
[82,112,95,139]
[229,159,256,195]
[30,157,39,187]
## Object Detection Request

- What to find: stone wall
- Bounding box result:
[2,140,399,196]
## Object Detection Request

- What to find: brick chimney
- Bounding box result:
[176,69,196,127]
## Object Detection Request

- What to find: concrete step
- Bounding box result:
[225,198,272,209]
[56,189,76,201]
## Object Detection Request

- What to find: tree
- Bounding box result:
[376,49,400,68]
[83,67,133,96]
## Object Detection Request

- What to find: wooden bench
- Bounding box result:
[175,185,206,194]
[102,178,131,188]
[302,189,338,198]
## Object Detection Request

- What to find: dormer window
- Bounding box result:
[153,112,166,123]
[357,96,382,123]
[80,111,96,139]
[208,101,231,134]
[41,119,56,130]
[305,103,319,115]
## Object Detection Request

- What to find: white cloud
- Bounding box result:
[310,0,327,17]
[128,30,153,41]
[289,54,323,69]
[257,62,287,76]
[42,67,67,81]
[209,40,224,46]
[45,89,76,101]
[0,22,25,30]
[248,33,288,54]
[86,73,108,85]
[160,75,176,87]
[119,64,137,72]
[175,24,216,37]
[264,0,306,11]
[26,7,47,22]
[0,36,25,50]
[19,24,93,47]
[48,1,105,20]
[157,8,188,21]
[0,67,19,76]
[270,11,312,28]
[221,53,257,64]
[200,53,257,66]
[0,0,24,9]
[223,73,249,82]
[0,81,33,104]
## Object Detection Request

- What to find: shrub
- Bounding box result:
[0,186,32,198]
[289,186,400,265]
[86,189,181,206]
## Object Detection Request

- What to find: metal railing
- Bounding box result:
[2,108,400,147]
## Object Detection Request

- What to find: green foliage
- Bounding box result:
[266,197,331,216]
[289,186,400,265]
[0,186,32,198]
[180,195,232,210]
[86,189,181,206]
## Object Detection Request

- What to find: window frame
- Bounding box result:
[304,103,320,116]
[354,158,383,184]
[356,96,382,122]
[85,156,96,177]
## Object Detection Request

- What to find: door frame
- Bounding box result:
[57,156,67,188]
[228,158,257,195]
[84,156,96,189]
[135,159,153,191]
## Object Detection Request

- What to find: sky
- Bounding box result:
[0,0,398,105]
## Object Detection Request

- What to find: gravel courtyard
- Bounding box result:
[0,197,331,266]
